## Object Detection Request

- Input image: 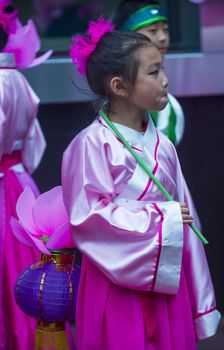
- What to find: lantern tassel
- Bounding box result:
[35,321,69,350]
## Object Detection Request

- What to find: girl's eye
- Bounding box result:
[148,29,157,34]
[148,70,159,76]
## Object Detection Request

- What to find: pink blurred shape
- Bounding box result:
[0,0,17,34]
[10,186,75,254]
[0,0,11,5]
[189,0,206,3]
[3,19,52,69]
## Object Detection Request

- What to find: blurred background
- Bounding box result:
[12,1,224,347]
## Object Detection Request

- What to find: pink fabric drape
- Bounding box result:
[0,151,40,350]
[0,68,46,350]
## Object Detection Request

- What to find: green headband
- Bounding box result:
[119,5,167,31]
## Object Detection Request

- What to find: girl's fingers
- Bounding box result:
[182,213,193,219]
[179,203,193,224]
[179,202,187,207]
[181,208,190,214]
[182,215,194,224]
[180,203,190,215]
[183,219,194,224]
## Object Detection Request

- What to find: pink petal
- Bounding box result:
[28,50,53,68]
[28,234,51,255]
[46,222,75,250]
[10,217,51,254]
[32,186,68,236]
[16,186,39,235]
[10,217,36,249]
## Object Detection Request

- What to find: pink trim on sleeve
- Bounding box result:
[150,203,164,291]
[195,307,217,319]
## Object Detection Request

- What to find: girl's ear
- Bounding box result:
[109,76,129,97]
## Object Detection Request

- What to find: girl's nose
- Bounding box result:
[158,30,167,43]
[162,72,168,88]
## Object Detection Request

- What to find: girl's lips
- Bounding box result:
[160,93,168,103]
[159,47,168,54]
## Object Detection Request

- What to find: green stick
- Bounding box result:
[99,110,209,245]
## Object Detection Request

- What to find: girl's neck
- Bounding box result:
[107,100,147,132]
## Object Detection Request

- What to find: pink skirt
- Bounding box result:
[75,256,197,350]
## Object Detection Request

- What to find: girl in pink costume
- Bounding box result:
[0,2,51,349]
[62,17,220,350]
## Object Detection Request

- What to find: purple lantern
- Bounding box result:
[11,186,81,349]
[14,252,80,350]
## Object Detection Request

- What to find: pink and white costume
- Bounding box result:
[62,114,220,350]
[0,53,46,350]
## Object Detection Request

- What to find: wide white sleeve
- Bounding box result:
[22,118,46,174]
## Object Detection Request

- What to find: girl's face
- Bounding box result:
[128,46,168,112]
[136,21,169,55]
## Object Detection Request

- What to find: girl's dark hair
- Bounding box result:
[86,30,152,97]
[0,5,15,51]
[113,0,160,29]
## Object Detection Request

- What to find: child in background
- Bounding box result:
[0,2,51,349]
[113,0,184,145]
[62,17,220,350]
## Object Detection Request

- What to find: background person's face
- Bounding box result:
[137,21,170,55]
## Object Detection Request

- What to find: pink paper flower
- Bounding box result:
[10,186,75,255]
[70,16,114,75]
[3,19,52,69]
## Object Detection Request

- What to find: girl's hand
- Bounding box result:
[179,203,194,224]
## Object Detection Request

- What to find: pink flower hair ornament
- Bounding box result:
[10,186,75,255]
[0,0,18,35]
[70,16,114,75]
